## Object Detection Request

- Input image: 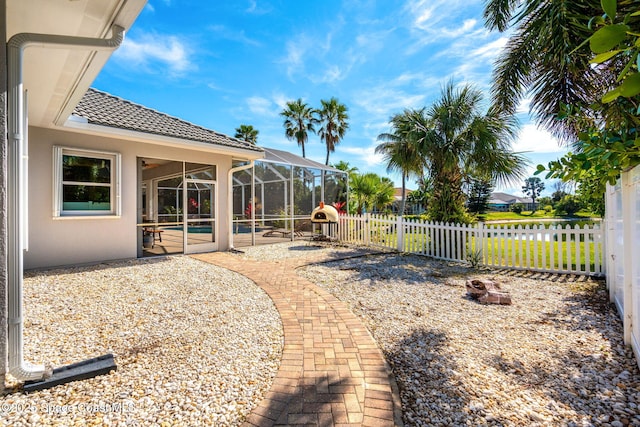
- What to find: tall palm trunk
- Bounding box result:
[429,165,466,223]
[400,173,406,216]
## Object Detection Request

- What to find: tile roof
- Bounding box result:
[489,192,533,204]
[72,88,263,154]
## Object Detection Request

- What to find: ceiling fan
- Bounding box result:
[141,160,161,169]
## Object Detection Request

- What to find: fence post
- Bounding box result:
[364,213,370,246]
[476,222,484,267]
[397,215,404,252]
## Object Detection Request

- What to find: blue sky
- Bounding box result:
[94,0,569,196]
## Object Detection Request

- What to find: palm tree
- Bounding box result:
[349,173,379,215]
[406,180,431,213]
[234,124,259,144]
[482,0,629,141]
[331,160,358,175]
[376,109,426,215]
[414,81,528,223]
[318,97,349,165]
[372,177,395,213]
[280,99,318,158]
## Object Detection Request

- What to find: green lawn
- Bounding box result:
[481,236,601,273]
[479,210,599,222]
[369,223,603,274]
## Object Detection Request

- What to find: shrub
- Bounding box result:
[467,247,483,268]
[554,195,582,216]
[510,203,524,214]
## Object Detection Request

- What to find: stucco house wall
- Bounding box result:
[25,125,235,269]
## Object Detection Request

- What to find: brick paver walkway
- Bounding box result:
[192,251,403,426]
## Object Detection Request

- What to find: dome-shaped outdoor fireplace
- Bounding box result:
[310,202,338,240]
[311,202,339,223]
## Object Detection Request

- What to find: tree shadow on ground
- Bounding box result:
[473,276,638,424]
[316,252,471,286]
[385,329,473,426]
[388,324,640,426]
[291,244,393,262]
[539,279,614,331]
[287,244,325,252]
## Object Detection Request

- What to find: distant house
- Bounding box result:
[391,187,410,213]
[391,188,425,215]
[488,192,535,212]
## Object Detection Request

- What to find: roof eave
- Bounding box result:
[62,119,265,160]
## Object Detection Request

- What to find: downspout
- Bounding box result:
[228,161,254,250]
[6,26,124,381]
[252,166,256,246]
[289,166,294,241]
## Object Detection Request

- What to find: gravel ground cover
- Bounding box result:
[299,252,640,427]
[4,242,640,427]
[2,256,283,427]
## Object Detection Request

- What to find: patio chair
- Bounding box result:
[263,220,309,238]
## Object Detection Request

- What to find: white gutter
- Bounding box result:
[228,161,254,249]
[6,25,125,382]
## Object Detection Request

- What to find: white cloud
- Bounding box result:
[245,0,272,15]
[355,87,426,117]
[280,37,310,79]
[513,124,565,154]
[246,0,258,13]
[439,19,478,38]
[281,31,360,83]
[516,97,532,114]
[363,121,393,138]
[445,36,508,89]
[115,33,191,74]
[239,92,291,120]
[404,0,436,30]
[470,37,508,60]
[414,7,433,29]
[315,65,344,84]
[209,25,261,46]
[356,28,394,52]
[271,92,290,111]
[341,144,384,167]
[246,96,275,117]
[393,72,423,84]
[403,0,484,53]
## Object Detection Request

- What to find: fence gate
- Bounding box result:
[606,165,640,367]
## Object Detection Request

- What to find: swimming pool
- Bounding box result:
[164,225,265,234]
[164,225,212,234]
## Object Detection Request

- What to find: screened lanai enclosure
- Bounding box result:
[231,148,348,248]
[138,159,218,257]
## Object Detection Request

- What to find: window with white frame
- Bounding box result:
[53,146,121,217]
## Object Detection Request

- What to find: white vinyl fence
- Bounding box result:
[338,214,604,276]
[605,164,640,366]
